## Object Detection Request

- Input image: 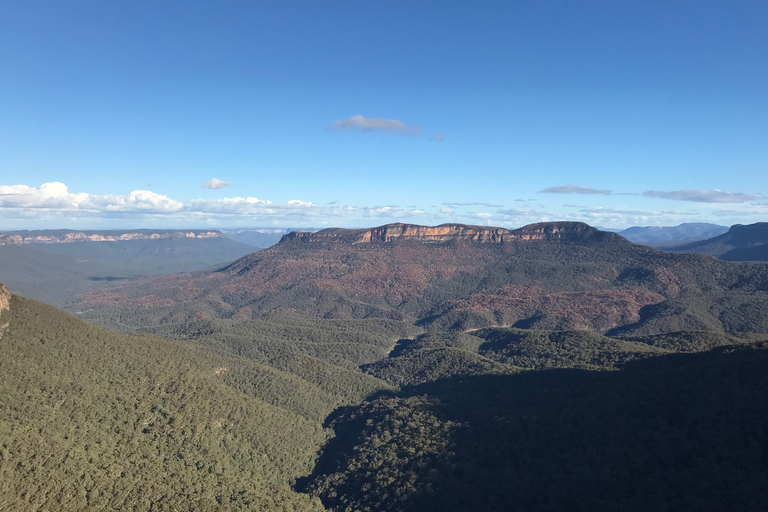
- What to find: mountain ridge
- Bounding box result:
[280,221,617,245]
[0,228,226,246]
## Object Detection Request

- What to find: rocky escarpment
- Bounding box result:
[0,229,225,246]
[280,221,619,245]
[0,283,10,313]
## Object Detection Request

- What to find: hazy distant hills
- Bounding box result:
[74,222,768,336]
[220,228,319,248]
[617,222,728,246]
[0,229,256,307]
[662,222,768,261]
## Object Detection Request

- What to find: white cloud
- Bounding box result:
[0,182,356,225]
[0,182,183,212]
[440,207,453,214]
[442,201,503,208]
[362,205,426,218]
[643,189,765,203]
[541,185,612,195]
[201,178,231,189]
[334,115,422,136]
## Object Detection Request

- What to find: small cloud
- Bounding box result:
[580,207,658,216]
[327,200,340,205]
[363,205,426,218]
[430,132,446,142]
[476,212,492,218]
[202,178,231,190]
[442,201,503,208]
[440,207,453,214]
[643,189,765,204]
[541,185,612,195]
[497,208,548,217]
[334,114,422,136]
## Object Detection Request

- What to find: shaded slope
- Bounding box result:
[304,343,768,512]
[666,222,768,260]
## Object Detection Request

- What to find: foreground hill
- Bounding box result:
[5,280,768,511]
[304,341,768,512]
[76,222,768,336]
[0,284,348,511]
[664,222,768,261]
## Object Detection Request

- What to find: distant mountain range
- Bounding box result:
[617,223,728,246]
[0,228,256,307]
[73,221,768,336]
[662,222,768,261]
[220,227,318,248]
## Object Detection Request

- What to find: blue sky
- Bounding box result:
[1,1,766,230]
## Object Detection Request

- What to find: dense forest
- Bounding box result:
[3,223,768,510]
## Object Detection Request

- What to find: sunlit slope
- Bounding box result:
[76,222,768,336]
[0,294,331,511]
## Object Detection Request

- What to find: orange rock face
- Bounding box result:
[281,221,603,245]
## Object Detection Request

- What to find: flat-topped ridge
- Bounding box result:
[0,229,225,246]
[279,221,606,245]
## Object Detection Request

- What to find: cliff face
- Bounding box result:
[0,230,224,246]
[280,222,608,245]
[0,283,10,314]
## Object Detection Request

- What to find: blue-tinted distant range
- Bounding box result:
[1,2,766,230]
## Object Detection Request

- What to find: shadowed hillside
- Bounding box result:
[304,343,768,512]
[665,222,768,261]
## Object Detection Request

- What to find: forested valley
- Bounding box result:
[2,223,768,511]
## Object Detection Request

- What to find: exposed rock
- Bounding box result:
[0,282,10,316]
[280,221,615,245]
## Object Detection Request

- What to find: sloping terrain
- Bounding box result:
[74,222,768,336]
[0,230,256,307]
[305,342,768,512]
[618,222,728,246]
[665,222,768,261]
[0,290,401,511]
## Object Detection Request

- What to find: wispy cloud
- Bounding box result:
[579,207,658,216]
[442,201,503,208]
[334,115,422,136]
[430,132,446,142]
[541,185,612,195]
[201,178,231,189]
[362,205,426,218]
[643,189,765,203]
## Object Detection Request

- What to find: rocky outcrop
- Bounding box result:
[0,230,224,246]
[280,221,615,245]
[0,282,10,314]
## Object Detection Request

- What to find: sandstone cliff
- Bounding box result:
[280,222,616,245]
[0,283,10,313]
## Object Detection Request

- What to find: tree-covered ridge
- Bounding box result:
[74,222,768,336]
[0,296,334,511]
[305,342,768,512]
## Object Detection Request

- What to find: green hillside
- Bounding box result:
[0,295,337,511]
